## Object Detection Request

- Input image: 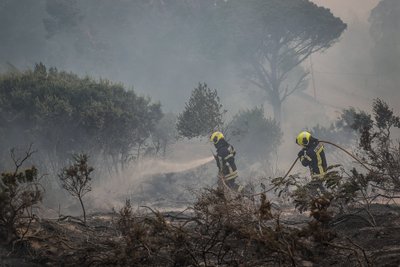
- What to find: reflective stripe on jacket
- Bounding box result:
[299,139,327,176]
[215,139,238,180]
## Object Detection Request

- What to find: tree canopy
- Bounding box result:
[211,0,347,122]
[0,63,162,171]
[177,83,225,139]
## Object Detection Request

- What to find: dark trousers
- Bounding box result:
[225,178,241,191]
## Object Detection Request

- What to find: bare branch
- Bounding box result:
[280,71,309,102]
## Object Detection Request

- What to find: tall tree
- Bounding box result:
[214,0,346,122]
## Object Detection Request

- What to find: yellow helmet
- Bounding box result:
[296,131,311,147]
[210,131,224,144]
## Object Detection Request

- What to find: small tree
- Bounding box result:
[177,83,226,139]
[309,107,367,149]
[228,106,281,163]
[349,99,400,189]
[0,145,42,244]
[59,154,94,224]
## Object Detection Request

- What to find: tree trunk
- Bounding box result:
[78,195,86,224]
[162,142,167,158]
[272,97,282,124]
[270,40,282,124]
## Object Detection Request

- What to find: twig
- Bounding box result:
[324,241,364,267]
[246,157,299,198]
[345,237,372,267]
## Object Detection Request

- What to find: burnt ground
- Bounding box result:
[329,204,400,267]
[1,204,400,266]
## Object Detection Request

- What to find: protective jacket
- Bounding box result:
[214,139,238,181]
[298,137,327,177]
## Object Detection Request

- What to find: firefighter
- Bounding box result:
[210,131,241,191]
[296,131,327,178]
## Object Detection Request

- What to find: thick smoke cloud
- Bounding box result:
[1,0,399,210]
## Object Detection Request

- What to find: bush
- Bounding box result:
[347,99,400,192]
[0,63,162,171]
[272,99,400,230]
[115,188,315,266]
[0,146,42,244]
[59,154,94,224]
[228,106,281,163]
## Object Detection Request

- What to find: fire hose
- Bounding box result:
[243,140,373,198]
[319,140,372,172]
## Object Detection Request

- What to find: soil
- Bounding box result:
[1,204,400,266]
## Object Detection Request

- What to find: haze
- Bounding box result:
[1,0,399,210]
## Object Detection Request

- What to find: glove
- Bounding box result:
[297,149,306,158]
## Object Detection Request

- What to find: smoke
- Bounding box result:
[307,0,399,112]
[277,0,400,169]
[1,0,396,114]
[87,154,215,211]
[131,156,214,177]
[3,0,400,214]
[2,1,393,120]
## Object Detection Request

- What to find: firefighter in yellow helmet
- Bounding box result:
[210,131,240,191]
[296,131,327,178]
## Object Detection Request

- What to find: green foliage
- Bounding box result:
[1,0,346,124]
[0,147,42,244]
[273,99,400,229]
[338,107,373,133]
[0,63,162,170]
[228,106,281,162]
[59,153,94,223]
[349,99,400,190]
[272,165,373,224]
[309,107,371,147]
[372,98,400,129]
[177,83,225,139]
[218,0,346,60]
